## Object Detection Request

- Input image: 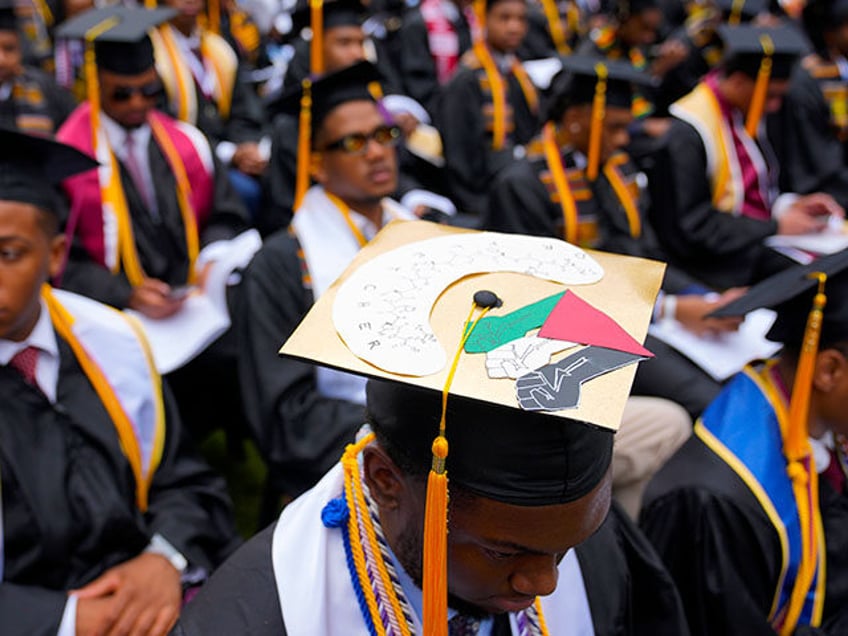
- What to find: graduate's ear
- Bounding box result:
[814,347,848,394]
[362,444,409,512]
[47,233,66,280]
[310,151,328,185]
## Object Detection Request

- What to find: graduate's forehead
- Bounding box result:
[318,99,384,137]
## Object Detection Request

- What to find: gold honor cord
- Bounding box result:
[542,122,580,245]
[781,272,827,634]
[728,0,745,25]
[422,296,495,636]
[745,34,774,138]
[586,62,607,182]
[310,0,324,75]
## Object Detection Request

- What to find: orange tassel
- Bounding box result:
[745,35,773,138]
[207,0,220,34]
[422,436,449,636]
[310,0,324,75]
[294,79,312,211]
[586,62,607,182]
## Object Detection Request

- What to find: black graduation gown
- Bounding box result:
[171,503,690,635]
[397,6,473,119]
[484,148,722,418]
[0,67,77,135]
[233,230,363,497]
[769,61,848,211]
[61,136,250,310]
[0,335,240,636]
[439,59,540,214]
[647,117,780,290]
[641,436,848,635]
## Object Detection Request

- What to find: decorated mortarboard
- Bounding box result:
[0,0,17,32]
[280,221,664,635]
[56,6,176,75]
[718,24,807,136]
[0,126,98,212]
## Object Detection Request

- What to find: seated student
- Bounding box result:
[485,55,740,419]
[152,0,270,216]
[236,62,417,502]
[641,249,848,635]
[177,219,690,635]
[0,128,239,636]
[653,24,845,290]
[0,1,76,135]
[439,0,541,215]
[56,6,250,439]
[769,0,848,211]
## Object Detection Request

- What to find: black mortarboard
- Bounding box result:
[0,0,17,32]
[616,0,659,17]
[0,127,98,212]
[269,60,382,128]
[290,0,365,34]
[718,24,807,80]
[56,6,176,75]
[546,55,654,120]
[710,249,848,349]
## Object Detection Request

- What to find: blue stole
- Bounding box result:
[694,365,825,631]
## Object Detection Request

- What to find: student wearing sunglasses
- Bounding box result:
[233,62,420,512]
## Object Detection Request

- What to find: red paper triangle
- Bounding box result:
[537,291,653,358]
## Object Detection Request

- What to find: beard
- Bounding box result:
[393,522,493,621]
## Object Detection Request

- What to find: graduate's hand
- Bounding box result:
[129,279,186,320]
[650,39,689,78]
[674,291,745,336]
[73,553,182,636]
[232,142,268,176]
[778,194,844,235]
[393,112,420,138]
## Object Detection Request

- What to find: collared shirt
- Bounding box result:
[0,298,60,402]
[100,112,159,218]
[167,24,217,97]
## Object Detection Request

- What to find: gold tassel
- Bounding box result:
[309,0,324,75]
[207,0,220,34]
[83,16,120,154]
[586,62,607,182]
[745,34,773,138]
[728,0,745,25]
[294,78,312,210]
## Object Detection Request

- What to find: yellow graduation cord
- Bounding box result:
[422,300,492,636]
[586,62,607,181]
[745,34,774,138]
[780,272,827,634]
[539,0,570,54]
[603,154,642,238]
[325,191,368,247]
[542,121,579,245]
[728,0,745,25]
[471,0,508,150]
[42,285,165,511]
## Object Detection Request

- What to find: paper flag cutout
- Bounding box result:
[464,292,565,353]
[516,346,645,411]
[537,291,653,358]
[484,336,577,379]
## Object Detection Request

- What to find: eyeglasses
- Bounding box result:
[110,81,164,102]
[321,125,401,154]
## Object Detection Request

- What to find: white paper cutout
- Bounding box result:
[485,336,577,379]
[332,233,604,376]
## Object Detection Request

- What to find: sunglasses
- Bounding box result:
[321,124,401,154]
[110,81,164,103]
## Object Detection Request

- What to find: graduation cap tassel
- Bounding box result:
[728,0,745,25]
[781,272,827,634]
[83,17,119,147]
[207,0,221,34]
[423,299,494,635]
[310,0,324,75]
[540,0,570,55]
[586,62,607,182]
[294,78,313,210]
[745,34,773,138]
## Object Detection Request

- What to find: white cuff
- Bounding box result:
[144,533,188,574]
[216,140,238,165]
[771,193,800,220]
[400,189,457,216]
[56,595,78,636]
[380,94,431,124]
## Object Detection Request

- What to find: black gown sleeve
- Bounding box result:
[640,437,787,636]
[769,66,848,210]
[0,584,67,636]
[145,382,241,572]
[171,523,286,636]
[234,232,363,497]
[649,119,778,288]
[398,10,443,119]
[258,114,298,237]
[483,159,558,236]
[199,154,252,246]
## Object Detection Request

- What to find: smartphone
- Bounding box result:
[168,285,194,301]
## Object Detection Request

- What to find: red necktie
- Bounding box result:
[8,346,40,388]
[823,448,846,495]
[123,131,154,211]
